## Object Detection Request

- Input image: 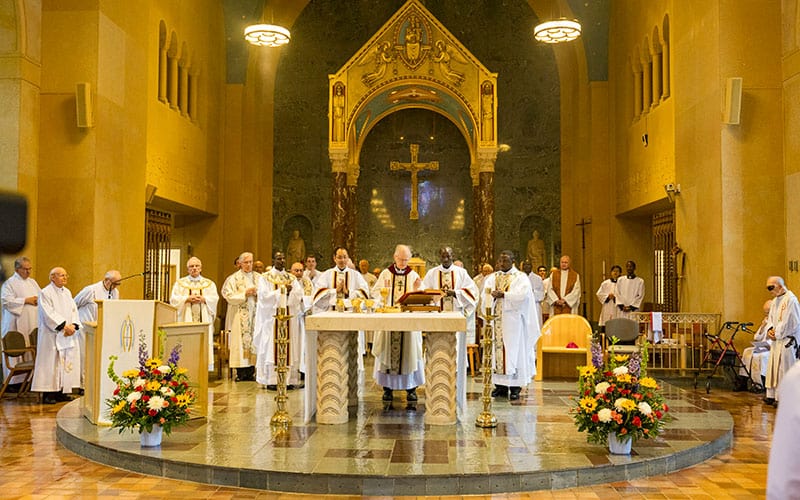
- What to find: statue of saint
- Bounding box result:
[526,229,546,270]
[287,229,306,266]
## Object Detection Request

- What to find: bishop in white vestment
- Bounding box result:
[170,257,219,371]
[221,252,258,381]
[479,251,540,401]
[371,244,424,401]
[422,246,478,411]
[1,257,40,386]
[31,267,82,402]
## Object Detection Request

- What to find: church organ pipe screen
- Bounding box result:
[144,208,172,302]
[652,210,677,312]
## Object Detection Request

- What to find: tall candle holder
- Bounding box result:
[271,304,293,429]
[475,304,498,428]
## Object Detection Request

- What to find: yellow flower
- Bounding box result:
[578,365,597,378]
[639,377,658,389]
[122,369,140,378]
[145,358,162,369]
[614,354,629,363]
[614,398,637,412]
[111,401,126,414]
[176,394,191,407]
[579,397,597,412]
[616,373,632,383]
[176,367,188,375]
[145,380,162,391]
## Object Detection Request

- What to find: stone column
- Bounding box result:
[331,171,348,252]
[472,151,496,274]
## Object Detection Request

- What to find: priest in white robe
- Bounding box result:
[764,276,800,405]
[479,250,541,401]
[74,269,121,387]
[371,244,423,402]
[422,246,478,411]
[596,264,621,328]
[312,246,370,369]
[1,257,40,387]
[221,252,258,382]
[169,257,219,371]
[615,260,645,319]
[289,261,314,377]
[253,251,304,388]
[739,299,772,387]
[547,255,581,315]
[31,267,81,403]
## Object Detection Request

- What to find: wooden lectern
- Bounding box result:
[159,322,209,418]
[82,300,176,425]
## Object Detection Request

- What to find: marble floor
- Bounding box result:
[1,371,773,499]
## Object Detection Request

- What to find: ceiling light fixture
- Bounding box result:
[534,18,582,44]
[244,23,290,47]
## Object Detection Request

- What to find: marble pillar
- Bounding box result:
[331,172,348,252]
[473,171,494,273]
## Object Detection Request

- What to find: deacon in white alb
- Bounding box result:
[74,269,122,387]
[32,267,82,403]
[1,257,40,387]
[170,257,219,371]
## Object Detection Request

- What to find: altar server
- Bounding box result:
[596,265,621,328]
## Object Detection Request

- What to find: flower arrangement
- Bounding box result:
[106,331,196,435]
[571,339,669,445]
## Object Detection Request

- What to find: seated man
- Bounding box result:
[738,299,773,389]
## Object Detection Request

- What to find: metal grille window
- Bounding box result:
[144,208,172,302]
[652,210,677,311]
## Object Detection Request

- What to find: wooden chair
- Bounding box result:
[535,314,593,381]
[0,331,37,399]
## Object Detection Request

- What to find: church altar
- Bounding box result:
[304,311,466,425]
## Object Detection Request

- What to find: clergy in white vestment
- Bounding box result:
[253,251,304,388]
[547,255,581,316]
[169,257,219,371]
[596,265,621,327]
[371,244,424,402]
[479,250,541,401]
[739,300,773,386]
[312,247,370,369]
[74,269,122,387]
[539,266,554,323]
[221,252,258,382]
[767,358,800,499]
[289,261,314,377]
[615,260,645,319]
[31,267,81,403]
[303,255,322,283]
[764,276,800,405]
[1,257,40,387]
[526,265,545,330]
[422,246,478,412]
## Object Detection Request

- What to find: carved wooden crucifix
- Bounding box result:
[390,143,439,220]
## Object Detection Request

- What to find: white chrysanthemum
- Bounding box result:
[613,366,629,376]
[159,386,175,397]
[597,408,613,423]
[147,395,166,411]
[614,398,631,411]
[638,401,653,415]
[126,391,142,402]
[157,365,171,374]
[133,377,146,388]
[595,381,610,394]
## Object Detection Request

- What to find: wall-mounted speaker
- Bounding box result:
[145,184,157,204]
[76,82,94,128]
[724,77,742,125]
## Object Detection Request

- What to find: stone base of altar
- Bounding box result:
[56,374,732,495]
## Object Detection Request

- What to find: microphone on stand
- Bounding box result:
[117,271,150,282]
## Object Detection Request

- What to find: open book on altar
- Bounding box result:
[396,289,444,311]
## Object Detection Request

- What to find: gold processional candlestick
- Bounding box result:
[476,303,498,428]
[266,278,294,429]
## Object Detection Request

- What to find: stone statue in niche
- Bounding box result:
[287,229,306,266]
[526,229,546,270]
[332,82,345,142]
[481,81,494,141]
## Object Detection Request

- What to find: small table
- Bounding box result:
[304,311,466,425]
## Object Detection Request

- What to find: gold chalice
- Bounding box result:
[365,299,375,313]
[379,287,390,312]
[351,297,362,313]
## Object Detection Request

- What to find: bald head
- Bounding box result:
[49,267,68,287]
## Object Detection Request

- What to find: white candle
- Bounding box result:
[602,260,606,276]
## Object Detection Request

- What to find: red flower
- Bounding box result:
[142,395,150,402]
[584,389,591,396]
[113,387,120,395]
[159,417,166,424]
[139,371,146,377]
[633,416,642,427]
[171,381,178,387]
[663,404,669,412]
[621,389,630,396]
[129,403,136,412]
[591,414,599,422]
[606,386,614,393]
[620,428,628,435]
[171,397,178,403]
[655,410,663,419]
[148,409,157,416]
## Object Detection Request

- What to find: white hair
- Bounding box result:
[394,244,411,258]
[239,251,253,261]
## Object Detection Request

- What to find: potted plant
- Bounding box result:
[571,340,669,454]
[106,331,196,446]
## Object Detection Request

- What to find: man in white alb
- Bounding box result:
[32,267,81,404]
[221,252,258,382]
[479,250,540,401]
[74,269,122,388]
[615,260,645,319]
[422,246,478,410]
[596,264,621,329]
[1,257,40,390]
[170,257,219,371]
[372,244,423,402]
[547,255,581,316]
